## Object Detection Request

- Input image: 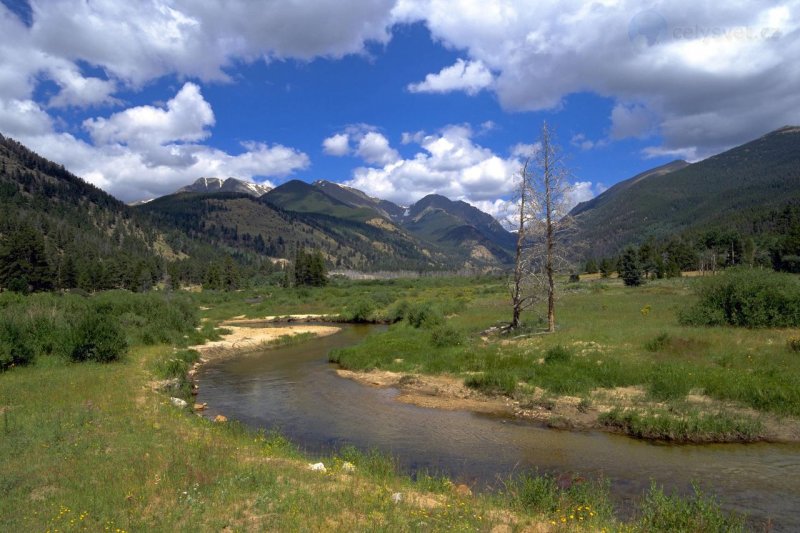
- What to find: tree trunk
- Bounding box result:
[510,162,528,330]
[543,125,556,333]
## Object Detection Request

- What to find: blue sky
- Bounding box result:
[1,1,798,218]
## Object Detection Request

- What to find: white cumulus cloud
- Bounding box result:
[396,0,800,159]
[344,124,519,206]
[322,133,351,156]
[13,83,309,201]
[408,58,494,95]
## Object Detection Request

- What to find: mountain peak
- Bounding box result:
[177,177,271,197]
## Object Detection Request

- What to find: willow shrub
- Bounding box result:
[679,268,800,327]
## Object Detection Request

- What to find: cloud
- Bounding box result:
[344,124,519,206]
[18,131,309,202]
[0,99,53,136]
[408,58,494,95]
[570,134,595,151]
[83,82,214,147]
[322,133,351,156]
[323,126,399,165]
[510,142,540,158]
[47,67,119,108]
[396,1,800,159]
[13,84,309,202]
[356,131,400,165]
[610,103,656,140]
[21,0,397,87]
[568,181,607,210]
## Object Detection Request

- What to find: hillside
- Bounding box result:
[0,133,183,291]
[402,194,516,263]
[571,126,800,257]
[138,190,440,271]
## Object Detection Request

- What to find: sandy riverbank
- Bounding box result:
[192,324,341,357]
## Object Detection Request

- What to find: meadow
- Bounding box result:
[3,272,789,530]
[331,274,800,443]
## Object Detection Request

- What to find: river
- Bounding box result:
[196,323,800,531]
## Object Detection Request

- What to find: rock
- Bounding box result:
[391,492,402,503]
[193,403,207,411]
[341,461,356,473]
[154,378,180,392]
[214,414,227,423]
[308,462,326,472]
[455,484,472,497]
[170,397,188,408]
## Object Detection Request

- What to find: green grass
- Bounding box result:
[0,342,624,532]
[598,408,763,443]
[331,276,800,431]
[635,482,746,532]
[0,276,756,530]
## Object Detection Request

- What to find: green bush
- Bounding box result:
[71,312,128,362]
[788,337,800,352]
[544,345,572,364]
[405,302,443,329]
[429,324,465,347]
[385,299,410,323]
[344,298,375,323]
[0,319,35,370]
[679,268,800,327]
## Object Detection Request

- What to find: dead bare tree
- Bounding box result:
[509,122,574,332]
[509,159,538,329]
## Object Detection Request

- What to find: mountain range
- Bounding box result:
[1,125,798,290]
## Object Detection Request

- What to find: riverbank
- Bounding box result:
[329,278,800,445]
[336,368,800,443]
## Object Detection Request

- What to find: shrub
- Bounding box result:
[385,299,410,323]
[679,268,800,327]
[788,337,800,353]
[71,312,128,362]
[405,302,443,329]
[544,345,572,364]
[429,324,465,347]
[0,319,35,370]
[344,298,375,323]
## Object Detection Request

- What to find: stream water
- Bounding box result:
[196,324,800,530]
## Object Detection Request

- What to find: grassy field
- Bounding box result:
[330,275,800,442]
[0,276,772,530]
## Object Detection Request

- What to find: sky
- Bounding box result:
[0,1,798,221]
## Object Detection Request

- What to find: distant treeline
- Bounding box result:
[583,201,800,277]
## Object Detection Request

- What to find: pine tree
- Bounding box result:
[0,224,53,292]
[619,246,644,287]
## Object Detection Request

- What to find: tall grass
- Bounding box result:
[0,291,199,370]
